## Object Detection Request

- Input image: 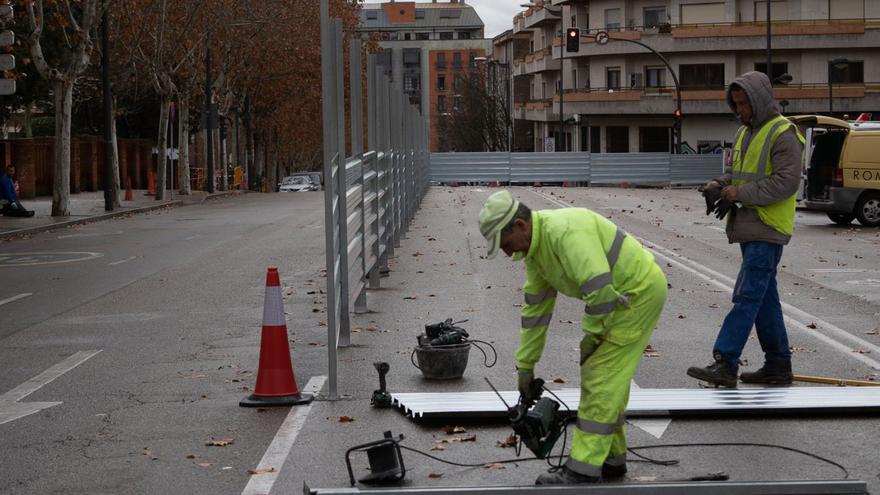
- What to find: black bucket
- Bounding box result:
[412,343,471,380]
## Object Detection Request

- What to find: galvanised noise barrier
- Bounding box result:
[321,0,430,400]
[430,152,723,186]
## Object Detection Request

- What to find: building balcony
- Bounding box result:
[523,5,561,30]
[551,19,878,59]
[523,47,560,74]
[512,13,527,34]
[516,83,880,120]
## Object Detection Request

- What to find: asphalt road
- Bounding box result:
[1,187,879,494]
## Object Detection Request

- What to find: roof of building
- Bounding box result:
[359,2,484,31]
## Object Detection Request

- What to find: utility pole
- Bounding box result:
[102,9,113,211]
[558,29,565,152]
[205,30,215,193]
[766,0,772,78]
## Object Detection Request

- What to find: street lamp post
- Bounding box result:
[828,58,850,116]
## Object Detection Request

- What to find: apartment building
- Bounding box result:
[359,1,492,151]
[496,0,880,153]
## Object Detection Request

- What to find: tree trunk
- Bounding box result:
[24,106,33,138]
[178,96,191,195]
[254,133,263,191]
[52,80,74,217]
[109,98,121,207]
[245,113,254,191]
[217,126,226,191]
[155,96,169,200]
[233,113,241,189]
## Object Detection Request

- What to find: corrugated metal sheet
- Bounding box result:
[392,386,880,419]
[430,152,510,182]
[360,4,484,30]
[510,152,589,183]
[671,154,724,185]
[590,153,670,185]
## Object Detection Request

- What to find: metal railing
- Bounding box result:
[321,0,430,399]
[430,152,722,186]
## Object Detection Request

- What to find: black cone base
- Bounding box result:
[240,392,313,408]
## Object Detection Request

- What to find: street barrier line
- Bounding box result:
[0,293,32,307]
[0,350,102,404]
[241,375,327,495]
[528,189,880,370]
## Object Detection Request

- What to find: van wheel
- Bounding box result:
[827,212,855,225]
[855,192,880,227]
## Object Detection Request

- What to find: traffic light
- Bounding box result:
[565,28,580,53]
[673,109,682,129]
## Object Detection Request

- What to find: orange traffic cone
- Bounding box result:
[145,172,155,196]
[240,267,313,407]
[124,176,133,201]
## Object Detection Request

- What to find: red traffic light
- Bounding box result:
[674,110,681,117]
[568,29,578,37]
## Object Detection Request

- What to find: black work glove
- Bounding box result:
[702,186,722,216]
[715,200,735,220]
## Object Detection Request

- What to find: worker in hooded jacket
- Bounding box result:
[479,190,667,484]
[687,71,805,388]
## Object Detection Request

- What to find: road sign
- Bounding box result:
[0,54,14,71]
[595,30,610,45]
[0,78,14,95]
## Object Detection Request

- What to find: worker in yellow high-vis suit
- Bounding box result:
[479,190,667,484]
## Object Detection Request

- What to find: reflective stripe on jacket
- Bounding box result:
[731,115,805,236]
[515,208,660,370]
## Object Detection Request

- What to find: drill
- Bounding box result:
[487,377,565,459]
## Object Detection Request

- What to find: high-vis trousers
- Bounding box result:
[566,264,667,477]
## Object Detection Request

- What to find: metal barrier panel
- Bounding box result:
[671,154,724,185]
[510,152,590,183]
[430,152,511,183]
[590,153,670,185]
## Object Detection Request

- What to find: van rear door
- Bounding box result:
[788,116,850,201]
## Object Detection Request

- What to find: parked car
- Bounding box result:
[279,176,318,192]
[792,115,880,226]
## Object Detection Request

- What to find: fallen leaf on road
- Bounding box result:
[451,435,476,443]
[708,303,720,309]
[142,448,158,460]
[483,463,506,469]
[428,473,443,478]
[865,328,879,335]
[247,467,276,475]
[185,454,197,459]
[206,438,234,447]
[853,349,872,354]
[677,314,686,319]
[643,344,661,358]
[430,443,446,451]
[412,252,423,257]
[552,377,565,384]
[634,476,657,482]
[336,416,356,422]
[496,434,517,448]
[404,296,418,300]
[441,426,467,434]
[806,322,818,329]
[196,463,213,468]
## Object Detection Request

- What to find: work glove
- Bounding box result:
[517,368,537,402]
[702,186,722,216]
[715,200,735,220]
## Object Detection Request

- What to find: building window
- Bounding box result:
[605,8,621,31]
[404,75,419,92]
[366,10,377,19]
[469,51,477,68]
[639,127,670,152]
[452,52,462,69]
[453,95,462,111]
[679,2,724,25]
[830,0,865,20]
[572,69,577,89]
[541,82,546,98]
[416,32,430,40]
[454,75,464,92]
[646,66,665,88]
[404,33,411,40]
[606,126,629,153]
[679,63,725,89]
[755,1,789,21]
[436,53,446,69]
[415,9,425,19]
[754,62,789,82]
[439,31,454,40]
[437,75,446,91]
[643,6,666,28]
[829,60,864,84]
[606,67,621,89]
[591,126,601,152]
[458,31,471,40]
[438,95,446,113]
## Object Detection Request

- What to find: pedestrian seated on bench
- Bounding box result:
[0,165,35,217]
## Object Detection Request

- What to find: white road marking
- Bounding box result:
[108,256,137,266]
[0,350,102,426]
[706,226,726,233]
[184,234,201,241]
[0,252,103,267]
[628,382,670,438]
[810,268,877,274]
[241,376,326,495]
[58,230,123,239]
[0,293,32,307]
[529,189,880,370]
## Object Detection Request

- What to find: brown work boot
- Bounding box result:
[687,353,738,388]
[740,366,793,385]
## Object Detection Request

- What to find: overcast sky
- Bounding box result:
[412,0,524,38]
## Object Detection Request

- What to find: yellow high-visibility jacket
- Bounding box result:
[516,208,660,370]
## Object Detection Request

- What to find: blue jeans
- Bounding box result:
[713,241,791,372]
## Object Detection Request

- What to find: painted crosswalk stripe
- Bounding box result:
[0,293,32,307]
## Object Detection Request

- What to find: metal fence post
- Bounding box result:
[350,38,368,315]
[367,55,382,289]
[333,19,351,348]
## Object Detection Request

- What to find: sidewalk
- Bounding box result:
[0,189,239,240]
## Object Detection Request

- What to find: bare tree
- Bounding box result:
[26,0,103,216]
[443,65,511,153]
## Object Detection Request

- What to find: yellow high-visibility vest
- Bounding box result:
[731,115,805,236]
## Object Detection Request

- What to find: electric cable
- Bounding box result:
[467,339,498,368]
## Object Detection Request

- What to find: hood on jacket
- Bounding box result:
[726,71,779,127]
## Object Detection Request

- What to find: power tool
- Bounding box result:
[417,318,469,347]
[486,377,566,459]
[371,362,393,408]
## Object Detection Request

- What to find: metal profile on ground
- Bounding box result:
[391,387,880,419]
[304,479,869,494]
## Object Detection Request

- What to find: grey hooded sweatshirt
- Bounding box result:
[716,71,803,245]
